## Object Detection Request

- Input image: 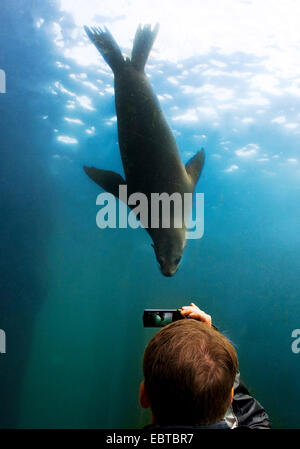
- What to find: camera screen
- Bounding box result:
[143,309,183,327]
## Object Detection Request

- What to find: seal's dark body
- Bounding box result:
[83,25,205,276]
[114,62,188,197]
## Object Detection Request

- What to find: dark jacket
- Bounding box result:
[228,372,270,429]
[144,371,271,430]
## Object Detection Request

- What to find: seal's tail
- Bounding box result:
[84,26,124,73]
[131,24,159,72]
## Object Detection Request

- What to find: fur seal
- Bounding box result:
[83,24,205,277]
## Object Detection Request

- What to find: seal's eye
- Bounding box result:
[174,257,181,265]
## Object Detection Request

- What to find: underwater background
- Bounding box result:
[1,0,300,429]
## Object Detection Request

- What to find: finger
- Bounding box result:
[202,314,212,326]
[181,306,192,311]
[190,302,202,312]
[180,307,192,315]
[191,303,206,316]
[191,311,211,325]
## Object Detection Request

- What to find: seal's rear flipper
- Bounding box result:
[131,24,159,72]
[83,166,126,199]
[185,149,205,188]
[84,26,124,73]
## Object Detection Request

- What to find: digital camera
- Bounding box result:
[143,309,185,327]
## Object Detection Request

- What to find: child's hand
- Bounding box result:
[180,302,212,327]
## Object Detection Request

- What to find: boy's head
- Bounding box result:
[140,319,238,426]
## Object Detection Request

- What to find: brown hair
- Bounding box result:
[143,319,238,425]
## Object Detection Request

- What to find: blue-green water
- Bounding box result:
[1,0,300,429]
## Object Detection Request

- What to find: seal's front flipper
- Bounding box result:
[84,26,124,73]
[185,149,205,189]
[131,24,159,72]
[83,166,125,199]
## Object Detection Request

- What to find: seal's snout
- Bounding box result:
[161,265,179,277]
[162,270,174,277]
